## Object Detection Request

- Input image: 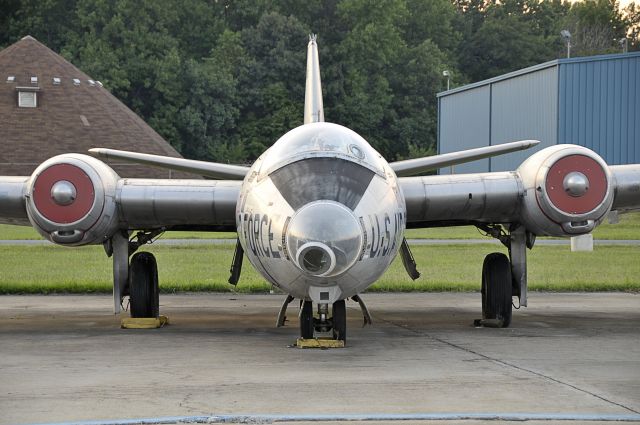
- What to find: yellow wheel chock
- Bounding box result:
[121,315,169,329]
[295,337,345,349]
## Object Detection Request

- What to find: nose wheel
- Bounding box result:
[332,300,346,341]
[298,300,347,343]
[300,300,315,339]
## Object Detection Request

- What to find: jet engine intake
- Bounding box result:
[517,145,613,236]
[26,154,120,246]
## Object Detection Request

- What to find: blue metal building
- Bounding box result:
[437,51,640,174]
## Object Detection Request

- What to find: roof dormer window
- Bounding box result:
[73,78,80,86]
[53,77,61,85]
[16,86,39,108]
[7,76,15,83]
[18,91,37,107]
[30,76,38,84]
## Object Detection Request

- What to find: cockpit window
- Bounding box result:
[269,157,374,210]
[257,122,387,178]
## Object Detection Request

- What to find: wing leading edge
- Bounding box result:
[89,148,250,180]
[390,140,540,177]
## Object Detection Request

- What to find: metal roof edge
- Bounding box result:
[437,51,640,98]
[556,50,640,65]
[437,59,560,97]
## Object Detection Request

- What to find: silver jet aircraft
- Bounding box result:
[1,35,639,343]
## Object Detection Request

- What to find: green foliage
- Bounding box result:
[563,0,630,56]
[1,0,636,162]
[454,0,635,82]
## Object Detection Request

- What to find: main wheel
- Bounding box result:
[300,300,314,339]
[332,300,346,342]
[129,252,159,318]
[481,252,512,328]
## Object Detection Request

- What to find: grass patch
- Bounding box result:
[0,224,43,240]
[1,243,638,294]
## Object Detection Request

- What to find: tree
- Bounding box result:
[455,0,569,81]
[2,0,632,164]
[563,0,630,56]
[623,2,640,51]
[1,0,79,50]
[236,12,310,158]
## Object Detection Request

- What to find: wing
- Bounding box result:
[400,144,640,235]
[0,152,244,315]
[390,140,539,177]
[89,148,249,180]
[0,153,241,245]
[0,176,29,226]
[398,144,640,308]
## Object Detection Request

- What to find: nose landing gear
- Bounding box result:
[279,294,373,345]
[297,299,348,343]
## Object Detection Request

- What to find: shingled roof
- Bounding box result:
[0,35,192,178]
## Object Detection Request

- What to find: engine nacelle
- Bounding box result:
[517,145,614,237]
[25,154,120,246]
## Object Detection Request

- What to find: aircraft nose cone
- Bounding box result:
[286,201,363,277]
[563,171,589,197]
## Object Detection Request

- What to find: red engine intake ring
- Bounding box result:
[544,154,607,215]
[32,163,96,224]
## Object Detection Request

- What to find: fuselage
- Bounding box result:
[236,122,405,304]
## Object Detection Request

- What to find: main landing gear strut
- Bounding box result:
[476,224,534,328]
[105,230,163,318]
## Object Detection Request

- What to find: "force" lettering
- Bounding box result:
[238,212,281,259]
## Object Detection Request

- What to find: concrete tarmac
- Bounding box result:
[0,293,639,425]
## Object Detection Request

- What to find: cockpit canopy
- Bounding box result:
[257,122,387,178]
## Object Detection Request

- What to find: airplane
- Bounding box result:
[1,34,639,343]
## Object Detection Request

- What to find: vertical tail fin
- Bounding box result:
[304,34,324,124]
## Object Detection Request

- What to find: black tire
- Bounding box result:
[481,252,512,328]
[332,300,346,342]
[300,300,314,339]
[129,252,159,318]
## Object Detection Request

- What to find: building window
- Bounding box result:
[18,91,37,107]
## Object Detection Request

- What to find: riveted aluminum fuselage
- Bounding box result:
[236,122,406,304]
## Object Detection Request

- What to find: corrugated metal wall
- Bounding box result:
[438,64,557,174]
[438,85,491,174]
[489,66,557,171]
[438,51,640,173]
[558,55,640,165]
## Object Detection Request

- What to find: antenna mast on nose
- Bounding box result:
[304,34,324,124]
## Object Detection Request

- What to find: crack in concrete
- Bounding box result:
[376,315,640,415]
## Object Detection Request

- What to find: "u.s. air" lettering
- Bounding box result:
[366,212,404,258]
